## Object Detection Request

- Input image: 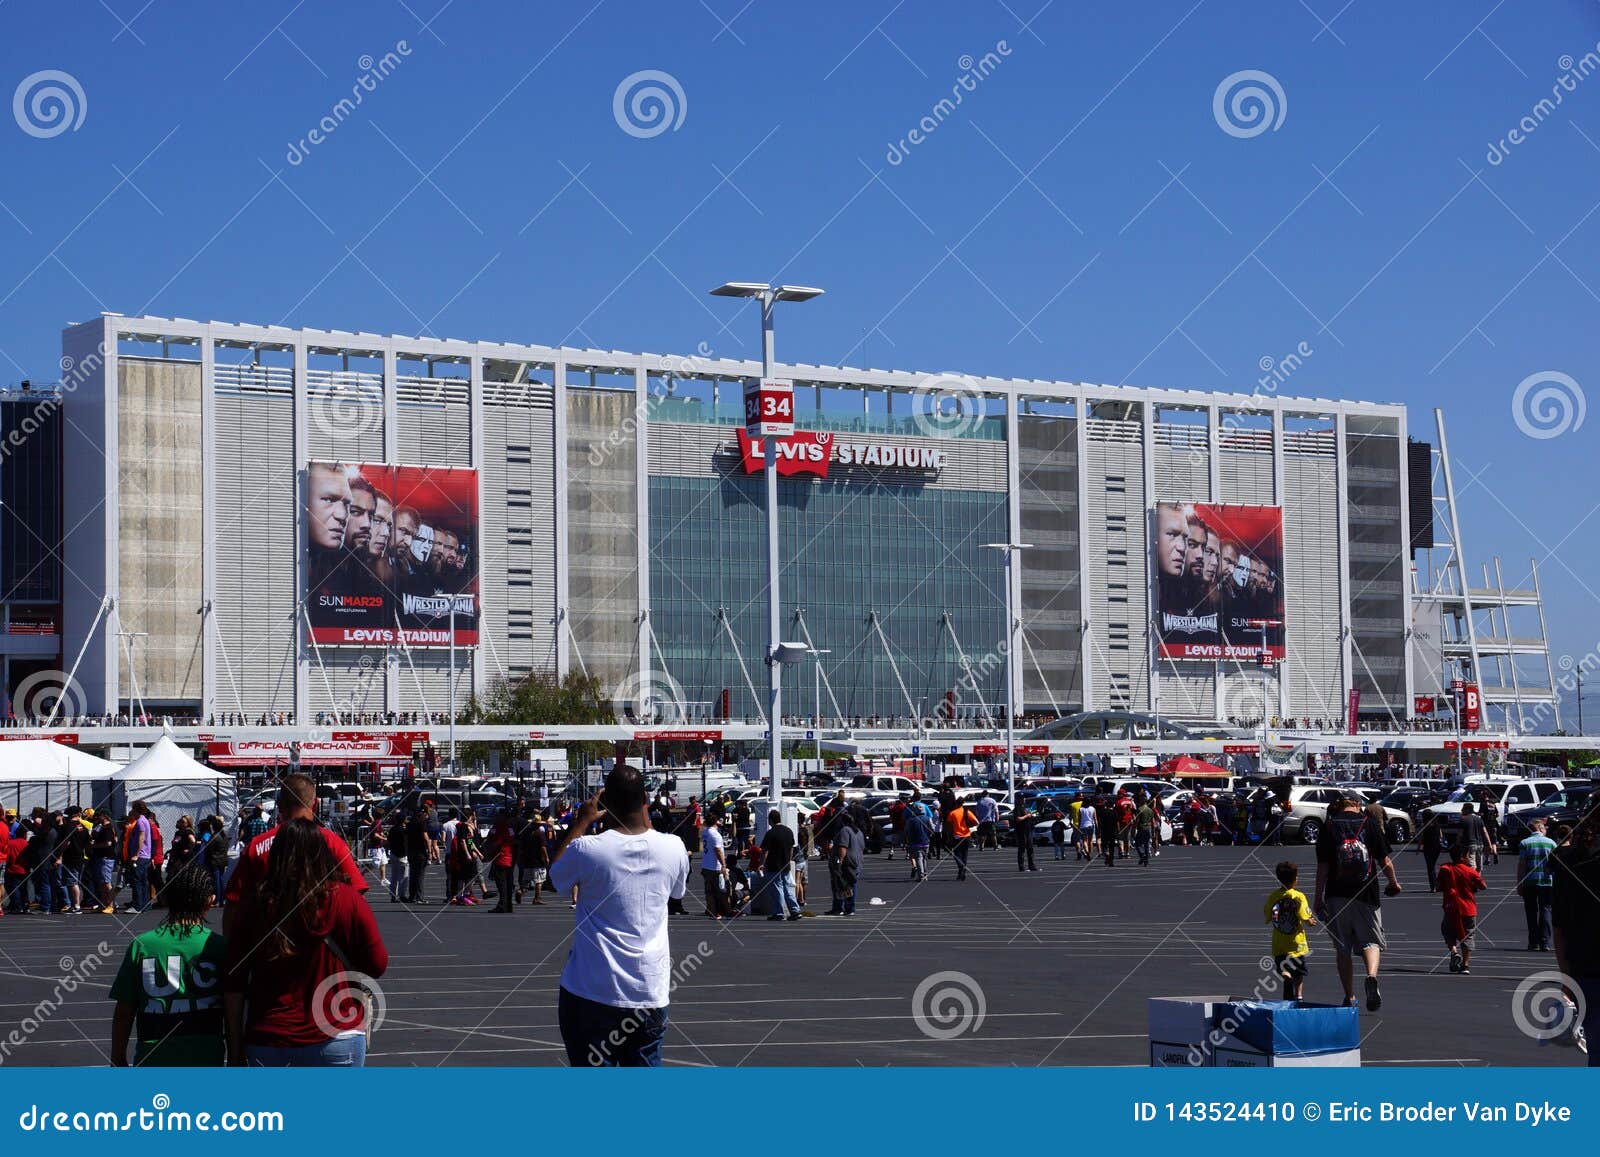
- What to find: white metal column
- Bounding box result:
[1208,403,1223,719]
[199,328,217,722]
[469,348,486,701]
[1434,409,1482,700]
[293,338,310,724]
[1396,409,1415,723]
[553,357,570,678]
[1334,410,1353,723]
[635,365,651,700]
[1075,393,1095,712]
[1271,406,1290,719]
[1141,399,1156,716]
[1005,391,1024,715]
[382,345,400,714]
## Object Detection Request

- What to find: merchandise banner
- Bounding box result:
[1152,502,1285,660]
[2,1069,1591,1149]
[304,461,479,647]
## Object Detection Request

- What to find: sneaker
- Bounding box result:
[1458,965,1471,975]
[98,905,114,915]
[1448,953,1461,973]
[514,888,524,904]
[1364,976,1382,1011]
[786,914,801,921]
[767,914,784,921]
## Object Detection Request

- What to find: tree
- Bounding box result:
[459,669,614,768]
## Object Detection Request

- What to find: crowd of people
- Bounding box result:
[6,761,1600,1070]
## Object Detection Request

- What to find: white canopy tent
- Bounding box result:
[0,741,119,816]
[109,737,238,837]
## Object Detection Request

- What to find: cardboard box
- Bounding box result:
[1214,1045,1361,1068]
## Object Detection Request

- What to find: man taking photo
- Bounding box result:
[548,765,690,1067]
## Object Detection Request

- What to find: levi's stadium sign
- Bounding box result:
[733,429,947,478]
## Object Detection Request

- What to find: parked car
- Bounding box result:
[1499,784,1598,847]
[1266,786,1414,845]
[1421,779,1565,839]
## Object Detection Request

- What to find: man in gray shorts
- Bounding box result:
[1314,795,1402,1011]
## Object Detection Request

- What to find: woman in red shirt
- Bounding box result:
[223,819,388,1066]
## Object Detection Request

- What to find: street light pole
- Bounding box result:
[808,647,831,779]
[710,281,824,812]
[984,542,1032,808]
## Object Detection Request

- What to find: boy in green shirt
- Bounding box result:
[1264,860,1317,1000]
[109,865,226,1066]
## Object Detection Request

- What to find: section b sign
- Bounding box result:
[745,378,795,437]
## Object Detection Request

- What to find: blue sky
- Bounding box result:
[2,1,1599,722]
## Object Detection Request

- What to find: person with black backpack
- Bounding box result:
[1313,795,1402,1011]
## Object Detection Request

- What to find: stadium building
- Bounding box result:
[52,312,1561,737]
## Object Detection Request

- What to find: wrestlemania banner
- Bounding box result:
[304,461,479,647]
[1152,501,1285,660]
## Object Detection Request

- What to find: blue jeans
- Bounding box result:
[210,865,227,905]
[558,987,667,1067]
[33,863,55,911]
[246,1034,366,1066]
[773,868,800,916]
[129,858,151,911]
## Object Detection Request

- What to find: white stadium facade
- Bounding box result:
[35,311,1573,762]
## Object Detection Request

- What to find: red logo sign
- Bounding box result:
[633,729,722,742]
[1222,744,1258,754]
[1413,696,1435,715]
[1461,683,1481,732]
[971,744,1047,756]
[735,429,833,477]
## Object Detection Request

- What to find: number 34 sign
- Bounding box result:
[745,378,795,437]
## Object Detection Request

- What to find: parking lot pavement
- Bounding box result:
[0,842,1576,1067]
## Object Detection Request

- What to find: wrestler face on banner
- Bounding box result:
[345,478,376,552]
[394,508,420,558]
[307,463,351,551]
[369,492,394,560]
[1202,529,1221,586]
[1183,512,1207,584]
[1155,503,1188,579]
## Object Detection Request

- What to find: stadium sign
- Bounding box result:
[732,429,947,478]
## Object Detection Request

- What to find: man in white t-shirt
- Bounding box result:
[700,810,728,918]
[548,765,690,1067]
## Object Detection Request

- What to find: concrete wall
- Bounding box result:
[116,357,204,707]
